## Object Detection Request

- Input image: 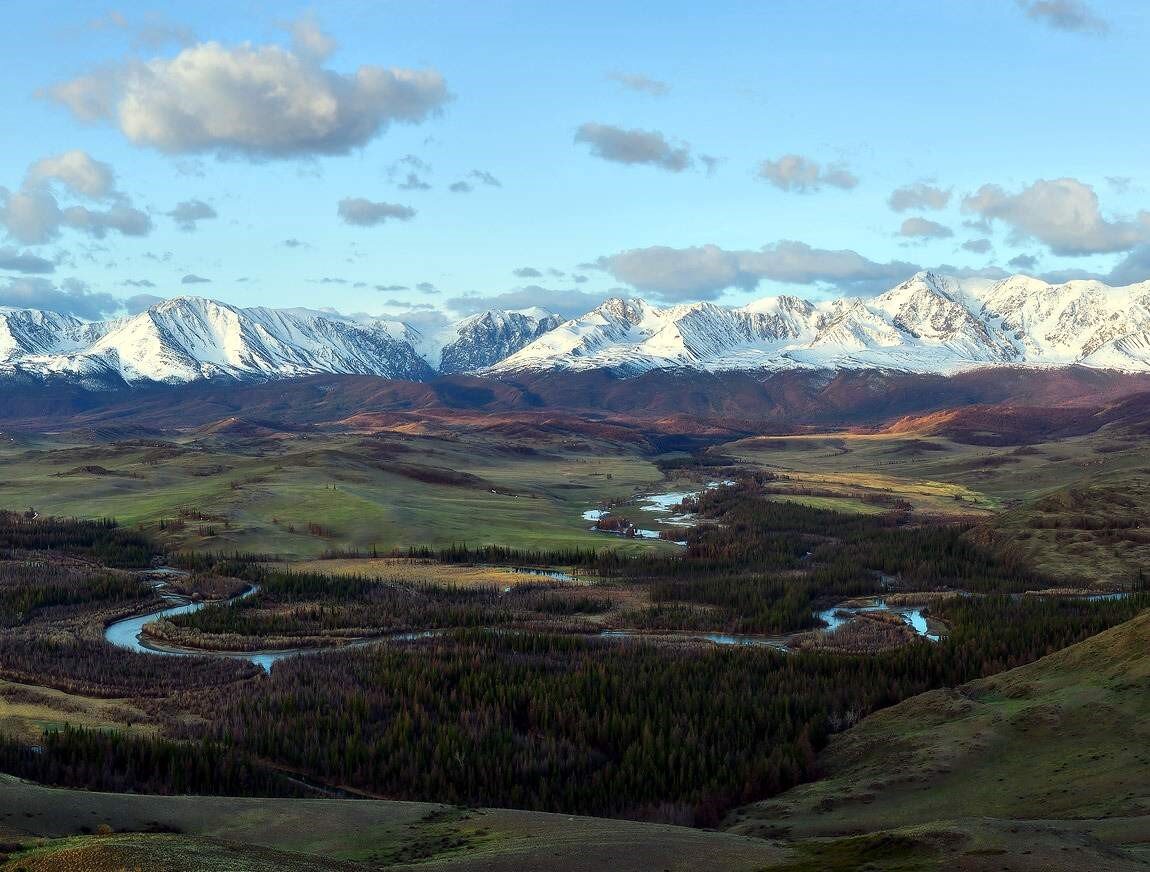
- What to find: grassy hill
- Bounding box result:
[728,610,1150,869]
[0,779,787,871]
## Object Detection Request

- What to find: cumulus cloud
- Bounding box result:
[337,198,416,226]
[47,36,450,160]
[374,284,407,292]
[575,123,691,172]
[181,273,210,284]
[961,238,993,254]
[597,240,918,299]
[0,188,63,245]
[513,267,542,278]
[121,278,156,287]
[167,198,217,230]
[898,217,953,239]
[888,181,951,212]
[1018,0,1107,34]
[0,276,122,318]
[415,282,438,293]
[0,151,151,244]
[0,247,55,274]
[448,181,472,193]
[607,71,670,96]
[446,286,607,319]
[757,154,858,193]
[60,203,152,238]
[27,151,116,199]
[281,238,307,248]
[962,178,1150,255]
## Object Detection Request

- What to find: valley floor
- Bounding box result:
[7,611,1150,870]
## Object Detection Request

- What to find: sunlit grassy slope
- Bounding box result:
[0,433,675,557]
[720,429,1150,585]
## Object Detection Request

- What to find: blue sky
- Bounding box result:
[1,0,1148,324]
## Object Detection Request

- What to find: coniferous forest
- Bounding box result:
[0,494,1146,825]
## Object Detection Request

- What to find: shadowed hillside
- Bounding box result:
[728,610,1150,867]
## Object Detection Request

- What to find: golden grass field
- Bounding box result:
[281,558,591,587]
[0,680,152,744]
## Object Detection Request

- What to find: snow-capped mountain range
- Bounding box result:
[491,272,1150,375]
[3,273,1150,387]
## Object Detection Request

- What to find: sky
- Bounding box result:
[1,0,1149,328]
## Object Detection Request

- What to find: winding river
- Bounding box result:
[105,567,577,672]
[815,599,940,642]
[104,581,298,671]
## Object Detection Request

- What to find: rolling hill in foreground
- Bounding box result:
[4,611,1150,870]
[729,609,1150,870]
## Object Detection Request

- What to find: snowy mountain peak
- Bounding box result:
[5,273,1150,387]
[437,307,562,374]
[492,274,1150,376]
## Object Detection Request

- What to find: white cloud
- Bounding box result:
[962,178,1150,256]
[48,39,450,160]
[757,154,858,193]
[27,151,116,199]
[167,199,217,231]
[60,203,151,238]
[961,238,993,254]
[337,198,416,226]
[597,240,917,299]
[0,188,64,245]
[575,123,692,172]
[898,217,953,239]
[0,152,152,245]
[888,181,951,212]
[0,247,55,274]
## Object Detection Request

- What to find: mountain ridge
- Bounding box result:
[4,272,1150,387]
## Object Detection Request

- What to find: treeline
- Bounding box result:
[0,726,307,797]
[166,565,609,643]
[0,512,154,568]
[0,636,260,697]
[169,570,508,642]
[171,493,1065,638]
[0,561,143,628]
[619,492,1058,633]
[173,592,1150,825]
